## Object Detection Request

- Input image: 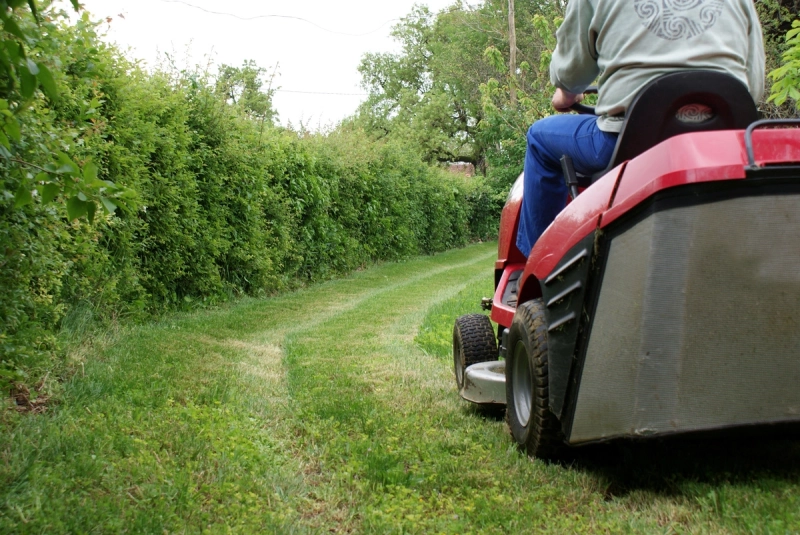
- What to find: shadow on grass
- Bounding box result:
[460,399,800,502]
[464,401,800,497]
[567,428,800,499]
[464,403,506,422]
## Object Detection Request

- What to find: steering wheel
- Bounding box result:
[569,86,597,115]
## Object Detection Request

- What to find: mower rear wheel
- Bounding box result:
[505,299,564,459]
[453,314,498,391]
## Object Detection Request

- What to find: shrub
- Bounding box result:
[0,6,498,392]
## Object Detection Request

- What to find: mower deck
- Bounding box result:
[460,360,506,405]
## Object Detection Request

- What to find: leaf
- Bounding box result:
[66,196,89,220]
[26,0,39,22]
[41,183,58,203]
[36,63,58,101]
[87,200,96,223]
[0,129,9,149]
[56,152,78,175]
[19,63,37,100]
[4,40,21,64]
[25,57,38,76]
[0,12,27,42]
[4,117,21,142]
[14,184,32,208]
[70,0,80,10]
[100,197,117,214]
[82,161,98,182]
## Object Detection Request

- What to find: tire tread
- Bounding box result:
[506,299,564,460]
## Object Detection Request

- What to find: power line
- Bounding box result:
[160,0,400,37]
[276,89,368,96]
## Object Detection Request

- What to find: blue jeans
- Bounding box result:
[516,114,618,257]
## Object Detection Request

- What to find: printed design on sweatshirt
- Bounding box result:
[634,0,725,40]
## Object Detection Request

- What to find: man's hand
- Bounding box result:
[551,88,584,113]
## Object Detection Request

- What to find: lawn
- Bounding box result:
[2,242,799,533]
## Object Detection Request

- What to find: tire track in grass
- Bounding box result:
[281,245,800,535]
[183,243,499,530]
[279,245,663,534]
[280,244,538,532]
[153,246,495,422]
[5,241,799,533]
[0,244,496,534]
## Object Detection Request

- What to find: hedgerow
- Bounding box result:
[0,8,498,392]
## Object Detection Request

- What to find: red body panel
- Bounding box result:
[602,129,800,227]
[490,263,526,328]
[496,174,526,271]
[502,128,800,304]
[523,164,624,290]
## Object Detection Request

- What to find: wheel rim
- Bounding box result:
[512,340,532,427]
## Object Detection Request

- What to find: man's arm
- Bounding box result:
[745,1,765,104]
[551,88,584,112]
[549,0,600,95]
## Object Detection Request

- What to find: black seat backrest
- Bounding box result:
[595,70,759,180]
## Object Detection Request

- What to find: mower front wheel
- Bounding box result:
[453,314,498,391]
[505,299,564,460]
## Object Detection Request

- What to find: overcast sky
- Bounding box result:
[74,0,457,129]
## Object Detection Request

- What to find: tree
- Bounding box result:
[215,60,277,124]
[508,0,517,106]
[356,0,566,180]
[769,19,800,111]
[0,0,132,220]
[357,4,492,168]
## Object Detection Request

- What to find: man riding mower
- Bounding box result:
[452,0,800,459]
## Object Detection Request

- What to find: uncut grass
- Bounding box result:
[0,244,497,532]
[1,323,304,532]
[3,242,800,533]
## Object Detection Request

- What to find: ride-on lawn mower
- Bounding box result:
[453,71,800,459]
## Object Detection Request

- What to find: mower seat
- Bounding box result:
[590,70,760,182]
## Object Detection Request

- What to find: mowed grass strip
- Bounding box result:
[3,241,800,533]
[279,251,800,534]
[0,244,495,533]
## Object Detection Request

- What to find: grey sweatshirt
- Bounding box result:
[550,0,765,133]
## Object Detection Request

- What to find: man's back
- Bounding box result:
[550,0,765,133]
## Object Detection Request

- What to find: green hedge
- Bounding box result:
[0,13,499,388]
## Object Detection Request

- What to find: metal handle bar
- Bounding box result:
[568,86,597,115]
[744,119,800,169]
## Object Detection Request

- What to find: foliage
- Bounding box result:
[356,0,558,170]
[478,11,562,190]
[769,20,800,109]
[356,0,568,189]
[357,5,485,167]
[0,1,133,220]
[359,0,799,187]
[215,59,277,124]
[0,4,497,392]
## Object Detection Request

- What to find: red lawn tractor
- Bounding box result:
[453,71,800,459]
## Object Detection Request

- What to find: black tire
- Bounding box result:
[453,314,498,390]
[505,299,564,459]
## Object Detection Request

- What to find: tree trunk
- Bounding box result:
[508,0,517,107]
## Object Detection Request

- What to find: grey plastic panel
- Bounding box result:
[570,194,800,444]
